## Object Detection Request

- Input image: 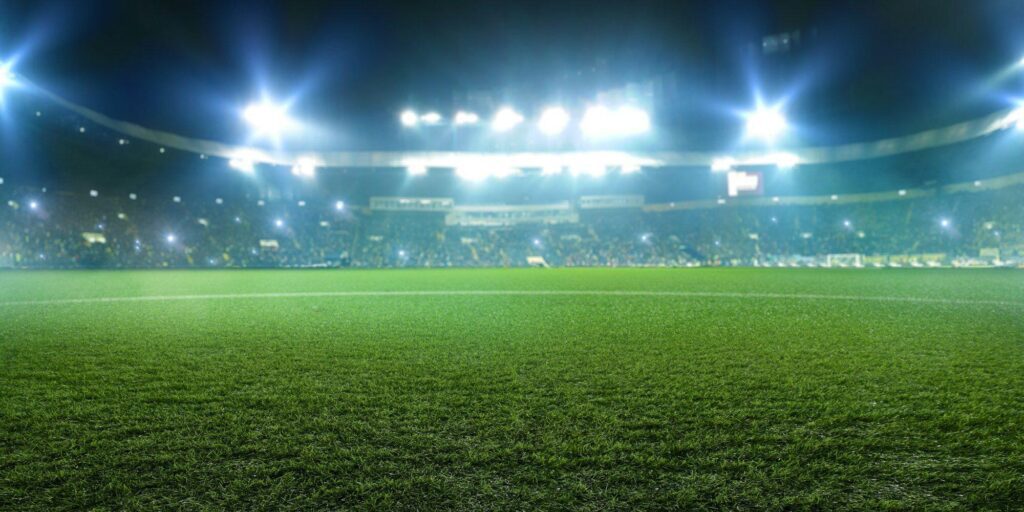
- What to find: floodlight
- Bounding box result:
[940,218,951,228]
[400,110,418,127]
[229,157,255,174]
[407,164,428,176]
[537,107,570,135]
[533,238,542,247]
[275,218,284,228]
[0,64,16,98]
[420,112,442,125]
[454,111,479,125]
[843,220,852,228]
[242,100,297,137]
[580,105,650,138]
[291,157,317,179]
[335,200,345,211]
[621,164,641,174]
[491,107,524,132]
[455,166,489,182]
[580,106,613,137]
[0,65,12,90]
[745,106,788,141]
[89,190,98,197]
[617,106,651,135]
[165,234,176,243]
[28,200,38,210]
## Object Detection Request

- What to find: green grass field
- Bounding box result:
[1,268,1022,510]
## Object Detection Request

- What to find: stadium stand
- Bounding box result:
[2,177,1021,269]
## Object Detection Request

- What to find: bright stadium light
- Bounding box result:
[580,105,650,138]
[454,111,479,125]
[745,105,788,141]
[291,157,317,179]
[455,165,490,182]
[537,107,570,136]
[400,110,418,127]
[491,107,524,132]
[0,65,12,90]
[335,200,345,211]
[618,106,651,135]
[940,218,951,228]
[407,164,428,176]
[621,164,641,174]
[0,65,14,98]
[28,200,38,210]
[165,234,176,243]
[275,218,285,228]
[242,100,298,138]
[420,111,443,125]
[229,149,265,174]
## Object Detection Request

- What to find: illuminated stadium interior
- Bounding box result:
[1,1,1023,510]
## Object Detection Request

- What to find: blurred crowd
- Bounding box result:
[1,185,1021,269]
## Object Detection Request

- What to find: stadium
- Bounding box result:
[1,1,1022,510]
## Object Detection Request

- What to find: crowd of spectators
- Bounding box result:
[1,185,1021,269]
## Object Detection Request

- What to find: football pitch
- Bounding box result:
[1,268,1022,510]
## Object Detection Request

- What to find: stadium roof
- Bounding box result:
[2,0,1024,154]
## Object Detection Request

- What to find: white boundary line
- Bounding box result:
[0,290,1021,308]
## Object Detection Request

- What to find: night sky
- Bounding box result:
[1,0,1024,150]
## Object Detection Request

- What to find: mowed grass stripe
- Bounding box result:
[1,289,1023,308]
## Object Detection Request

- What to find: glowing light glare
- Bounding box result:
[420,112,442,125]
[620,164,642,174]
[290,157,318,179]
[275,218,285,228]
[711,157,736,172]
[537,107,571,135]
[0,66,12,88]
[406,164,428,176]
[541,164,563,176]
[491,107,524,132]
[940,218,951,228]
[242,101,297,137]
[0,63,15,96]
[745,106,788,141]
[229,149,265,174]
[400,110,418,127]
[773,152,800,169]
[570,163,606,178]
[580,105,650,138]
[29,200,38,210]
[165,234,176,243]
[618,106,651,135]
[335,200,345,211]
[454,111,479,125]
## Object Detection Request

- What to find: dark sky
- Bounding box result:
[2,0,1024,150]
